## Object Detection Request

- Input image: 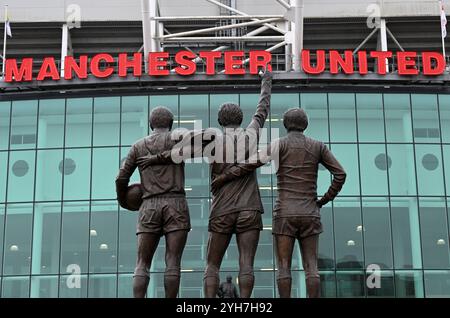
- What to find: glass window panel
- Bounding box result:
[0,101,11,150]
[356,94,385,142]
[359,144,389,196]
[366,271,395,297]
[65,98,92,147]
[336,271,365,297]
[362,198,393,269]
[62,148,91,201]
[415,145,445,196]
[319,271,336,298]
[439,95,450,143]
[60,201,90,274]
[334,198,364,269]
[424,271,450,297]
[30,276,58,298]
[0,151,7,202]
[118,206,137,273]
[419,198,450,269]
[59,275,88,298]
[146,272,164,298]
[7,150,36,202]
[93,97,120,146]
[301,93,329,142]
[89,201,118,273]
[318,207,334,270]
[10,100,38,150]
[443,145,450,196]
[121,96,149,146]
[120,146,140,184]
[176,199,209,273]
[252,271,275,298]
[0,204,4,275]
[387,144,417,196]
[1,277,30,298]
[384,94,413,142]
[240,94,269,128]
[32,202,61,275]
[210,94,239,129]
[150,95,178,128]
[3,203,33,275]
[329,144,360,196]
[118,274,134,298]
[391,197,422,269]
[179,272,205,298]
[328,93,356,142]
[37,99,65,148]
[271,93,299,138]
[395,271,424,298]
[180,95,209,197]
[411,94,440,144]
[91,147,119,200]
[88,274,117,298]
[35,149,63,202]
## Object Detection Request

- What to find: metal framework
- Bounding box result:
[140,0,302,72]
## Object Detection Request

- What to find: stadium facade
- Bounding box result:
[0,0,450,298]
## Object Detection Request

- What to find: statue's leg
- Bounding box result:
[164,230,189,298]
[274,234,295,298]
[134,233,160,298]
[236,229,260,298]
[299,234,320,298]
[203,231,232,298]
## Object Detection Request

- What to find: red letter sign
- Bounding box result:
[329,50,354,74]
[249,51,272,74]
[64,56,88,80]
[224,51,245,75]
[174,51,197,76]
[149,52,169,76]
[301,50,326,74]
[370,51,392,75]
[422,52,445,75]
[199,51,221,75]
[118,53,142,77]
[91,53,114,78]
[37,57,60,81]
[397,52,418,75]
[5,58,33,82]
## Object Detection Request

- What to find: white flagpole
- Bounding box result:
[2,5,7,79]
[440,1,447,60]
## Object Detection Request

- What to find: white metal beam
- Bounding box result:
[205,0,286,34]
[275,0,291,10]
[291,0,304,72]
[160,18,281,40]
[153,15,284,21]
[162,36,285,43]
[60,24,70,77]
[379,18,389,73]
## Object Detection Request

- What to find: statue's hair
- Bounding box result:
[149,106,174,130]
[283,108,309,132]
[218,103,243,127]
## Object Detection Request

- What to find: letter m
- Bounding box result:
[5,58,33,82]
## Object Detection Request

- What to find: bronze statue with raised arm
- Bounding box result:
[212,108,347,298]
[115,107,190,298]
[136,68,272,298]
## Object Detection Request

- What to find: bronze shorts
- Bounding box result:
[137,196,191,236]
[208,210,263,234]
[272,216,323,239]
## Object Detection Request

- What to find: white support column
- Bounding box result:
[141,0,160,71]
[379,18,389,73]
[60,24,72,78]
[291,0,304,72]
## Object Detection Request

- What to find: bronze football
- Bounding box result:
[126,183,143,211]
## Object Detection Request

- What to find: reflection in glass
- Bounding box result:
[37,99,65,149]
[387,144,417,196]
[415,145,445,196]
[65,98,92,147]
[411,94,440,144]
[93,97,120,146]
[121,96,149,146]
[356,94,385,142]
[329,93,356,142]
[62,148,91,201]
[330,144,360,196]
[35,149,63,202]
[10,100,38,150]
[30,276,58,298]
[7,150,36,202]
[88,274,117,298]
[424,271,450,298]
[359,144,389,195]
[384,94,412,142]
[1,277,29,298]
[395,271,424,298]
[91,147,119,200]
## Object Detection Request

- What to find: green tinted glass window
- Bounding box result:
[439,95,450,143]
[359,144,389,195]
[7,150,36,202]
[65,98,92,147]
[37,99,65,149]
[329,93,356,142]
[356,94,385,142]
[301,93,328,142]
[0,101,11,150]
[415,145,445,196]
[91,147,119,200]
[330,144,360,196]
[62,148,91,201]
[384,94,412,142]
[93,97,120,147]
[121,96,149,146]
[411,94,440,144]
[10,100,38,150]
[35,149,63,202]
[387,144,417,196]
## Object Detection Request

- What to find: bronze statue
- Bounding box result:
[137,68,272,298]
[218,275,239,298]
[212,108,346,298]
[115,107,190,298]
